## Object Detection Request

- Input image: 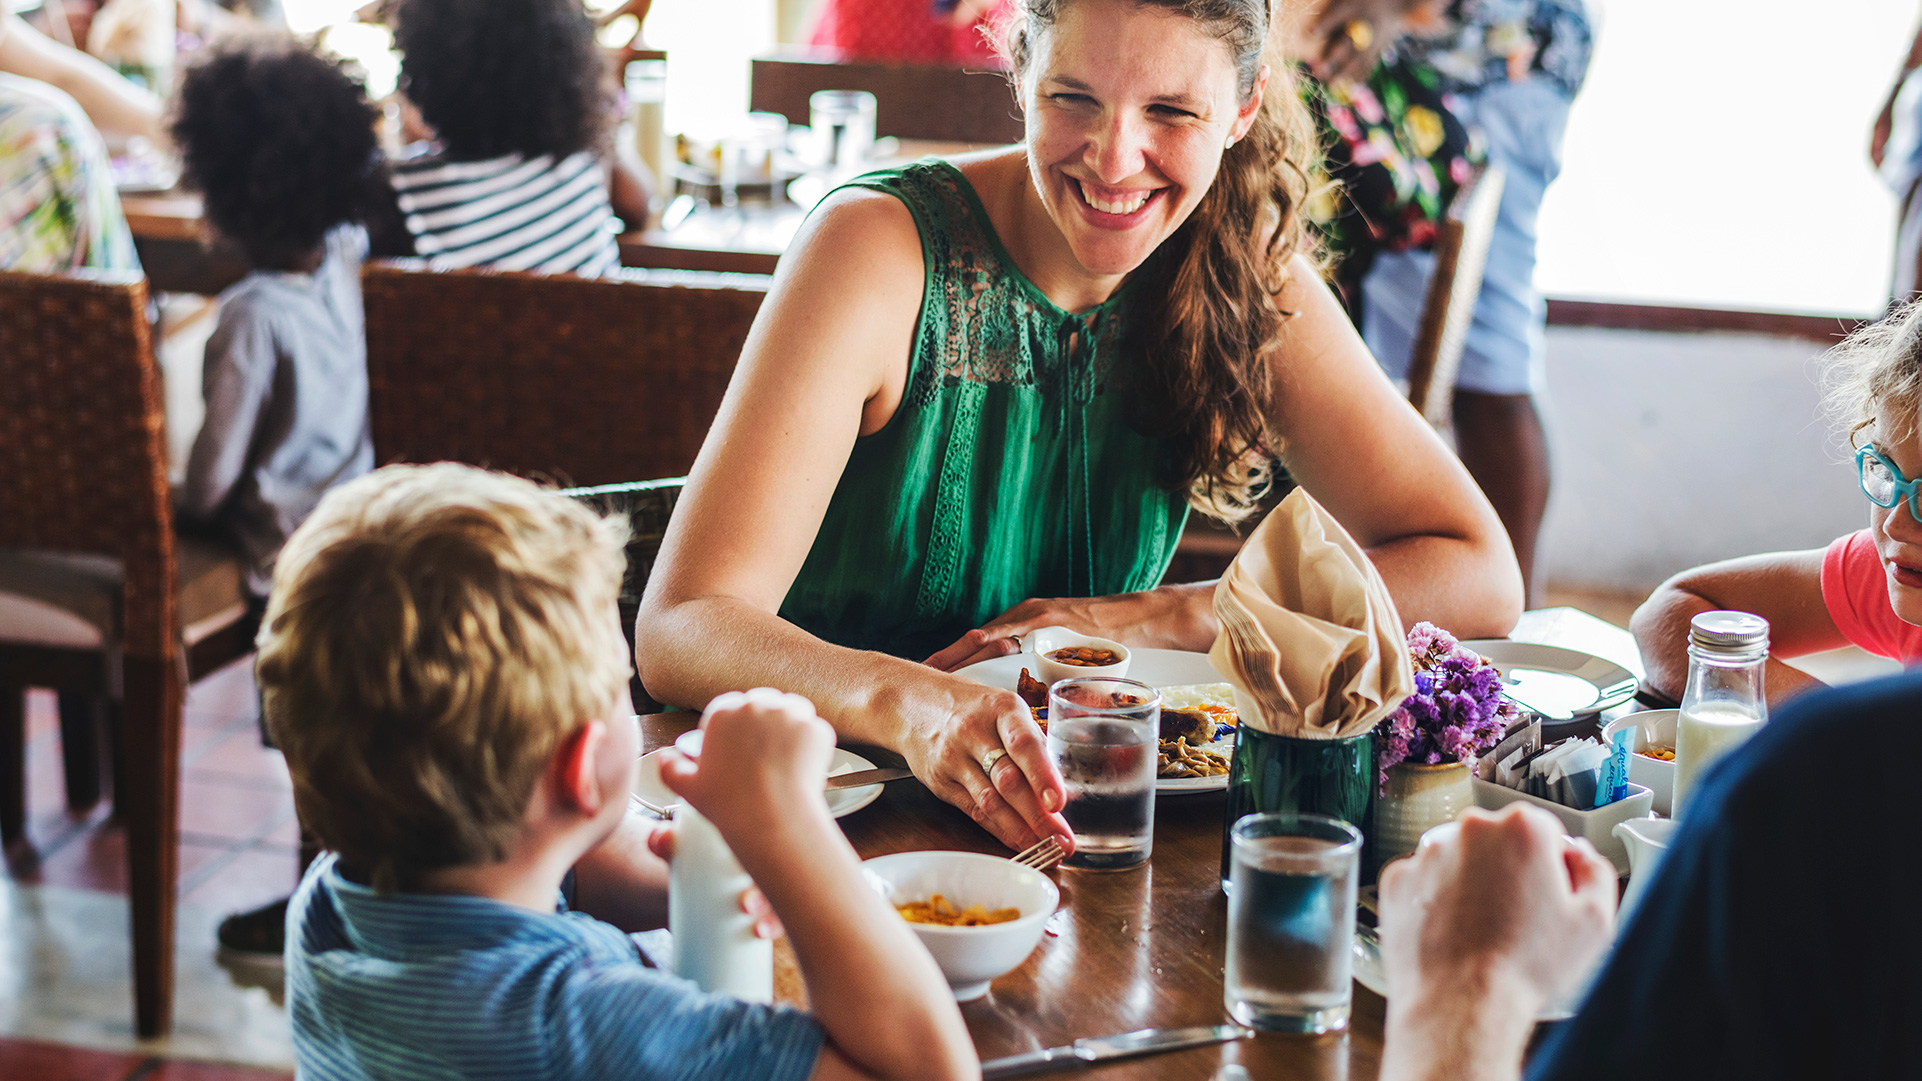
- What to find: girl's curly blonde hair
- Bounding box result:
[1822,299,1922,450]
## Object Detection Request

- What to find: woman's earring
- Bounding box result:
[1225,135,1237,149]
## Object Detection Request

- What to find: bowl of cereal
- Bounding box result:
[862,850,1060,1001]
[1030,626,1131,685]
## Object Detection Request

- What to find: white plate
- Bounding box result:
[954,647,1236,794]
[1461,640,1638,721]
[634,746,885,819]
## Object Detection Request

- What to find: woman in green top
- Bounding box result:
[637,0,1521,851]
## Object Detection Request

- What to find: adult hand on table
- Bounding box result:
[922,582,1220,674]
[1376,805,1616,1081]
[896,675,1074,854]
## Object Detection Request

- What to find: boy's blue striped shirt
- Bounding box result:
[287,854,824,1080]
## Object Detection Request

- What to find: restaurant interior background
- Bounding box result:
[4,0,1916,1075]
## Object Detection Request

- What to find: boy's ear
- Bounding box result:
[556,720,610,817]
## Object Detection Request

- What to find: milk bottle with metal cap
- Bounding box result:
[1672,611,1769,818]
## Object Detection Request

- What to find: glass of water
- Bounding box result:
[1047,677,1159,870]
[1224,812,1361,1034]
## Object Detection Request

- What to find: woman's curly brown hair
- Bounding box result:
[395,0,611,162]
[170,36,382,271]
[1006,0,1326,522]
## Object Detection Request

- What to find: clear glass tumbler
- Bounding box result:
[1047,677,1159,870]
[1224,812,1361,1034]
[809,89,877,177]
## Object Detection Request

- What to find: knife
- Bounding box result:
[979,1024,1255,1079]
[824,767,914,790]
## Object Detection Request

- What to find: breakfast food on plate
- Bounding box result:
[1159,736,1231,778]
[1015,671,1238,779]
[897,894,1020,926]
[1636,746,1676,761]
[1044,645,1123,667]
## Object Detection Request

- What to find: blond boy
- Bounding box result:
[261,463,976,1081]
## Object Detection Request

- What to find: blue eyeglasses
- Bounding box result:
[1857,444,1922,523]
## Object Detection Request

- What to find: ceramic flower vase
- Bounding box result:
[1221,726,1376,888]
[1374,761,1474,868]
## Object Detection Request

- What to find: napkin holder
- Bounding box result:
[1221,689,1376,890]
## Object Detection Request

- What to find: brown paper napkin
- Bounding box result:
[1208,488,1414,740]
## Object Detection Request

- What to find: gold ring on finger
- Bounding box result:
[1344,17,1373,50]
[980,748,1008,775]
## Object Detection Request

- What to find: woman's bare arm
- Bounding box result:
[0,12,163,143]
[1629,549,1840,705]
[1268,254,1523,638]
[635,187,1071,852]
[927,254,1521,671]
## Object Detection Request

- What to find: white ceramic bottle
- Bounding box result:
[1672,611,1768,818]
[667,726,772,1002]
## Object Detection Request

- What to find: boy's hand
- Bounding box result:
[1379,805,1616,1018]
[656,688,837,832]
[645,821,786,940]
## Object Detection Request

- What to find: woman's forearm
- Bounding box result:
[636,594,917,746]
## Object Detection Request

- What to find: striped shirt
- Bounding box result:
[388,149,620,277]
[287,854,825,1081]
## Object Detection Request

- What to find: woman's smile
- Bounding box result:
[1067,177,1167,225]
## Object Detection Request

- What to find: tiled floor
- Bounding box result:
[0,1037,288,1081]
[3,657,295,1076]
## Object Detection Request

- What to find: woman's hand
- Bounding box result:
[923,582,1219,673]
[887,675,1073,854]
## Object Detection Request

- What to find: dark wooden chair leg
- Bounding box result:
[0,688,24,844]
[122,655,181,1038]
[56,692,104,812]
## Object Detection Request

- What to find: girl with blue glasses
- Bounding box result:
[1630,304,1922,705]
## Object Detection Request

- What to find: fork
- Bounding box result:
[1011,835,1066,872]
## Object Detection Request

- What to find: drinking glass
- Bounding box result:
[1224,812,1361,1034]
[810,89,877,177]
[1047,677,1159,870]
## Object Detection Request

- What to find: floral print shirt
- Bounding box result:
[1397,0,1595,102]
[1303,59,1482,310]
[0,73,137,272]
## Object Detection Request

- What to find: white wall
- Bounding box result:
[1537,325,1866,594]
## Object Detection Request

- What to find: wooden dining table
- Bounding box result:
[638,607,1642,1081]
[121,140,978,294]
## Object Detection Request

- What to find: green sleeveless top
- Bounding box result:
[778,160,1191,660]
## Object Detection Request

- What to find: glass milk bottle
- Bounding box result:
[1672,611,1768,818]
[667,729,772,1001]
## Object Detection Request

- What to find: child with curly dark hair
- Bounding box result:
[170,34,386,963]
[172,34,380,602]
[388,0,644,276]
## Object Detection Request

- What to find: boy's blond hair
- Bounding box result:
[1824,299,1922,449]
[256,463,629,891]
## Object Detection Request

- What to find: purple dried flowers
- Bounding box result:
[1375,621,1519,791]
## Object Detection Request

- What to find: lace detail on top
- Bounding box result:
[854,160,1129,408]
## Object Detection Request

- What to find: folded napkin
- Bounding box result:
[1208,488,1414,740]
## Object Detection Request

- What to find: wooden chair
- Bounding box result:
[1403,161,1506,429]
[562,479,683,710]
[362,261,769,487]
[0,269,256,1037]
[750,48,1024,146]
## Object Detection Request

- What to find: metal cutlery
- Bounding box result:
[979,1024,1256,1079]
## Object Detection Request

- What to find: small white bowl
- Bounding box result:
[1602,710,1677,818]
[863,850,1059,1001]
[1029,626,1131,686]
